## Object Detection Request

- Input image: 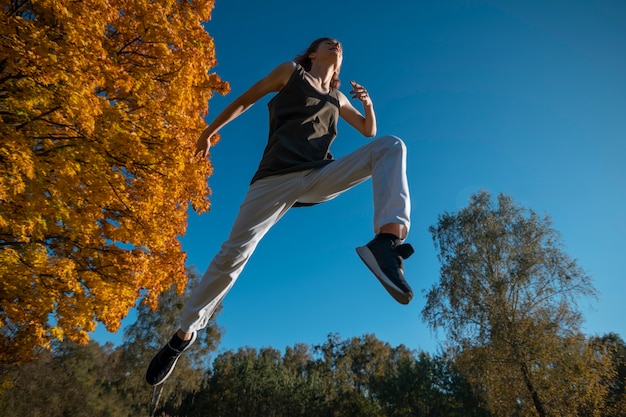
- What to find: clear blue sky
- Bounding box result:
[94,0,626,354]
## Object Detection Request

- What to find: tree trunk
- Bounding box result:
[520,363,547,417]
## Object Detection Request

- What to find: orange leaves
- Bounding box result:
[0,0,229,363]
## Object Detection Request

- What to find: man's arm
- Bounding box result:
[195,61,297,158]
[338,80,377,137]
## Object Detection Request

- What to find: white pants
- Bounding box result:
[181,135,411,332]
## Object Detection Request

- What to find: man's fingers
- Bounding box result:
[349,80,369,101]
[194,148,210,160]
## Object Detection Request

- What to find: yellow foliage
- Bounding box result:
[0,0,229,363]
[455,330,614,416]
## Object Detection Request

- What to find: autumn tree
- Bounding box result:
[423,191,612,416]
[0,0,229,363]
[590,333,626,416]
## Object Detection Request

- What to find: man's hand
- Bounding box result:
[195,131,217,159]
[350,80,372,107]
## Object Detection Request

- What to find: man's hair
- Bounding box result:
[294,37,341,89]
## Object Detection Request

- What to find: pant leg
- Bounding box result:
[297,135,411,235]
[180,172,304,332]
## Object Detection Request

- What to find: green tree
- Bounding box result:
[117,267,223,415]
[0,0,229,362]
[188,346,306,417]
[169,333,492,417]
[372,351,490,417]
[0,340,133,417]
[317,334,387,417]
[423,191,611,416]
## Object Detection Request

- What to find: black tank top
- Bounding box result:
[251,64,340,184]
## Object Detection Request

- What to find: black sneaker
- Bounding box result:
[356,234,414,304]
[146,331,197,386]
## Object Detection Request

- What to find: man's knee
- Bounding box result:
[376,135,406,153]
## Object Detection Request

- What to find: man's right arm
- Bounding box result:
[195,61,296,158]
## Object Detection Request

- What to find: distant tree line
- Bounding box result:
[1,192,624,416]
[0,268,624,417]
[0,328,623,416]
[0,332,492,417]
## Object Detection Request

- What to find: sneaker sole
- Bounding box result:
[151,331,198,386]
[356,246,411,305]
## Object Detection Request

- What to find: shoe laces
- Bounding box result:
[395,243,414,259]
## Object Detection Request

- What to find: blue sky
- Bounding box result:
[94,0,625,354]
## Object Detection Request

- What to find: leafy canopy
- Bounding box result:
[423,191,609,416]
[0,0,229,363]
